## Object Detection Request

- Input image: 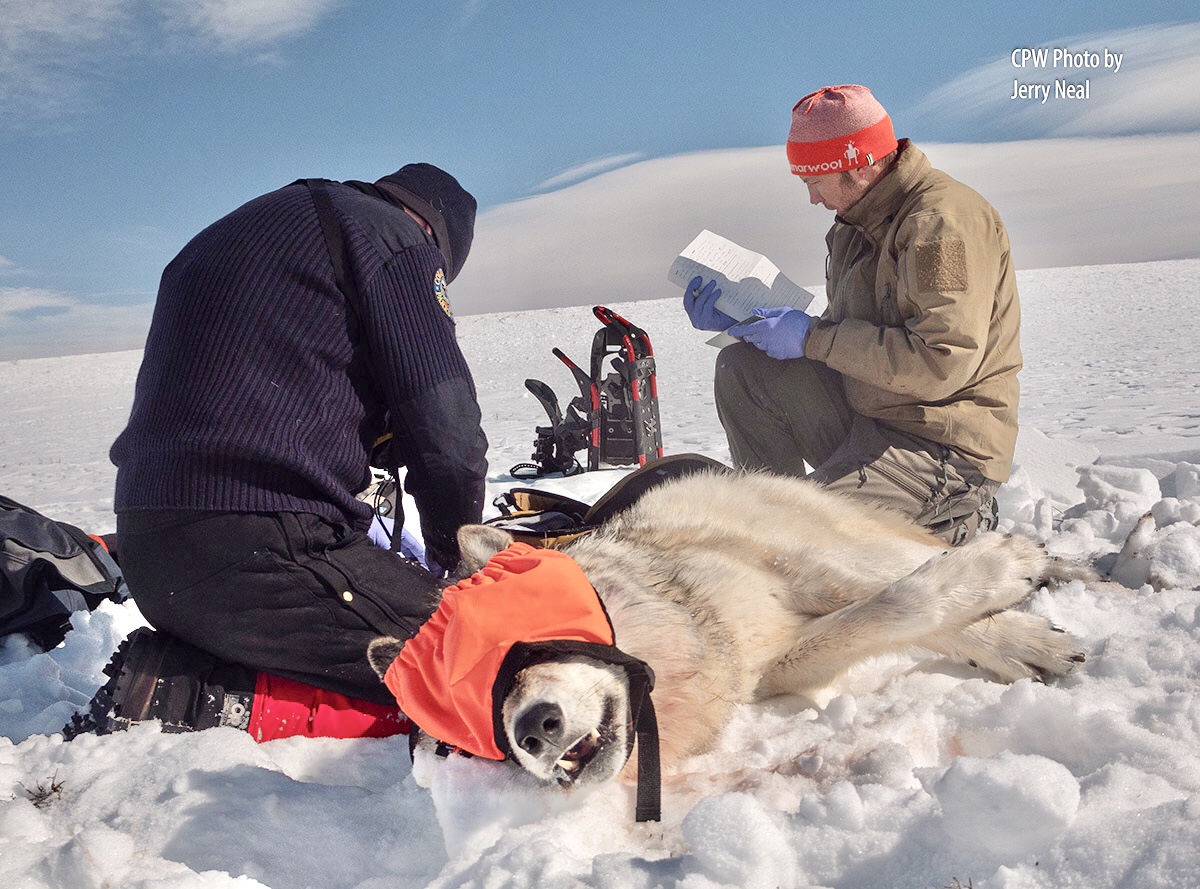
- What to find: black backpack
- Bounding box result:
[487,453,729,547]
[1,494,130,651]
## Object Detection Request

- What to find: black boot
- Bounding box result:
[63,628,257,739]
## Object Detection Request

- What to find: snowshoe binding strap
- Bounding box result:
[509,379,589,478]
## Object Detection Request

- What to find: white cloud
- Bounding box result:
[532,154,646,193]
[0,0,132,119]
[0,286,73,315]
[158,0,341,50]
[0,0,340,122]
[0,0,128,49]
[449,133,1200,319]
[907,22,1200,139]
[0,287,152,359]
[452,0,487,32]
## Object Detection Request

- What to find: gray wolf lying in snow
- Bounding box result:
[368,468,1089,798]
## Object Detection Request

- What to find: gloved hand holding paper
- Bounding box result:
[667,230,818,347]
[683,276,737,331]
[728,306,813,360]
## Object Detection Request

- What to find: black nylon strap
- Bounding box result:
[302,179,360,323]
[624,662,662,820]
[302,179,407,554]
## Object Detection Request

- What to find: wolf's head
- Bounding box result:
[500,652,632,786]
[368,525,659,816]
[369,634,635,787]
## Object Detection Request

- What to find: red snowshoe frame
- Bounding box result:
[511,306,663,478]
[586,306,663,470]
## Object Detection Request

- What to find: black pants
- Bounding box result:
[116,510,443,704]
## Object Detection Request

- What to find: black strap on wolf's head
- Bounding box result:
[492,639,661,823]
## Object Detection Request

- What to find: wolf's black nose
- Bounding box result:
[515,702,565,754]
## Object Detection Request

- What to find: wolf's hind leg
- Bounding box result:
[832,531,1048,636]
[760,533,1050,696]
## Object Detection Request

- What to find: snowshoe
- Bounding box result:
[511,305,663,478]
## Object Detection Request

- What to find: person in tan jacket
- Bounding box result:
[685,84,1020,544]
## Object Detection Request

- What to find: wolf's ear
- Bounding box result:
[367,636,406,679]
[457,524,514,576]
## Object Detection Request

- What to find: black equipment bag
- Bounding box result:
[489,454,728,548]
[1,494,130,651]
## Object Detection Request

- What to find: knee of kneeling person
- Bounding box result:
[714,342,769,398]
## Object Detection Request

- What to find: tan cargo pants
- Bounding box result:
[714,343,999,546]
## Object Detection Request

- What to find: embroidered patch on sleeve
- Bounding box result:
[915,239,968,292]
[434,268,453,319]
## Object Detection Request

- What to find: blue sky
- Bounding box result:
[1,1,1198,359]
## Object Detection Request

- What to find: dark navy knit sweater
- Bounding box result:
[110,181,488,567]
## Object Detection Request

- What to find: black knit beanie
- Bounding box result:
[374,164,477,283]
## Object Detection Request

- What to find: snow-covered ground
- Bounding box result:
[3,256,1200,889]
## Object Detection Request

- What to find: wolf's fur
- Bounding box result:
[374,469,1091,789]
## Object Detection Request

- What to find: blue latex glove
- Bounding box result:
[367,514,394,549]
[399,528,427,563]
[683,276,737,331]
[368,515,430,566]
[728,306,813,360]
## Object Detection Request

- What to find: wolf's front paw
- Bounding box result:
[960,532,1050,611]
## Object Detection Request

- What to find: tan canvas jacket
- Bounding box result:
[803,140,1021,481]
